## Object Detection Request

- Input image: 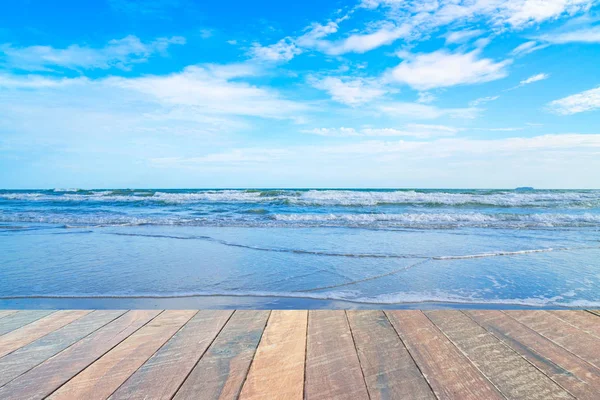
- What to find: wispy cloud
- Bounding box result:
[303,124,459,138]
[445,29,484,44]
[469,95,500,107]
[387,49,511,90]
[536,25,600,44]
[0,35,185,71]
[505,72,550,90]
[309,76,388,106]
[250,38,302,62]
[548,86,600,115]
[511,40,549,56]
[377,102,479,119]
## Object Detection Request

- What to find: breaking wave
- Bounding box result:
[1,189,600,208]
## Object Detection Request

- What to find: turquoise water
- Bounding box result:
[1,189,600,308]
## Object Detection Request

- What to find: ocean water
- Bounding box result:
[1,188,599,309]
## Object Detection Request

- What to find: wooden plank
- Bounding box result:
[49,310,197,400]
[0,310,125,387]
[425,310,572,400]
[239,310,307,400]
[0,310,91,358]
[386,310,504,400]
[507,310,600,369]
[347,310,435,400]
[0,310,161,400]
[110,310,233,400]
[466,310,600,400]
[304,310,369,400]
[0,311,18,320]
[549,311,600,339]
[587,310,600,317]
[174,310,270,400]
[0,310,55,336]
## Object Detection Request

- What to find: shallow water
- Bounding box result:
[1,189,599,308]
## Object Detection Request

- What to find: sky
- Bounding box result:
[1,0,600,189]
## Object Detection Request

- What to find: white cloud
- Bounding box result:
[0,63,308,135]
[388,49,511,90]
[378,102,479,119]
[519,73,550,85]
[104,64,306,118]
[511,40,549,55]
[469,95,500,106]
[417,92,436,103]
[317,24,412,55]
[536,25,600,43]
[365,0,596,29]
[445,29,484,44]
[548,86,600,115]
[303,124,459,138]
[0,35,185,71]
[147,134,600,189]
[250,38,302,62]
[310,76,388,106]
[266,0,596,58]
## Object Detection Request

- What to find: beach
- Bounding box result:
[1,189,600,309]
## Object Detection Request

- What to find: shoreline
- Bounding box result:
[0,295,584,310]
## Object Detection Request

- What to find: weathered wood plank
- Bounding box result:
[0,310,55,336]
[347,310,435,400]
[507,310,600,369]
[549,311,600,339]
[239,310,307,400]
[174,310,270,400]
[386,310,504,400]
[0,310,161,400]
[425,310,572,400]
[0,311,18,320]
[110,310,233,400]
[0,310,91,358]
[304,310,369,400]
[49,310,197,400]
[0,310,125,387]
[466,310,600,400]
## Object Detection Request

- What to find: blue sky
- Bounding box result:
[1,0,600,188]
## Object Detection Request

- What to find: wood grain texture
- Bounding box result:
[304,310,369,400]
[0,310,125,387]
[466,310,600,400]
[49,310,197,400]
[239,310,307,400]
[386,310,504,400]
[0,310,90,358]
[549,311,600,339]
[174,310,270,400]
[0,310,161,400]
[0,310,55,336]
[110,310,233,400]
[347,310,435,400]
[0,311,18,320]
[507,310,600,369]
[425,310,572,400]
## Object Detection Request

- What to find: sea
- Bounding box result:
[1,188,599,309]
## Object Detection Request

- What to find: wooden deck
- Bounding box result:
[0,310,599,399]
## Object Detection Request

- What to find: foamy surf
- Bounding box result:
[1,290,597,308]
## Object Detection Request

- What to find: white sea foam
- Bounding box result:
[2,210,600,228]
[3,289,597,308]
[271,212,600,227]
[1,189,599,207]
